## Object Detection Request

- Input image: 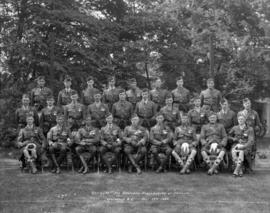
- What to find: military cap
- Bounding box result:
[36,75,45,81]
[208,111,217,117]
[64,75,72,82]
[176,76,184,81]
[220,98,228,105]
[119,89,126,94]
[105,113,113,119]
[192,95,200,101]
[131,113,139,119]
[86,76,94,82]
[243,98,251,103]
[165,93,173,99]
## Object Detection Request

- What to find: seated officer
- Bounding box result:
[47,114,72,174]
[30,75,53,111]
[15,94,39,129]
[81,76,100,106]
[229,115,254,177]
[126,78,142,108]
[135,88,157,129]
[172,114,197,174]
[40,96,61,136]
[123,114,148,175]
[171,76,191,113]
[150,77,168,110]
[160,94,181,131]
[100,113,122,174]
[88,90,109,128]
[17,114,46,174]
[150,113,173,173]
[64,91,85,131]
[75,115,100,174]
[200,112,227,175]
[103,76,121,111]
[112,89,133,129]
[57,75,77,108]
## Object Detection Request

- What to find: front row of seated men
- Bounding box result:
[17,108,254,178]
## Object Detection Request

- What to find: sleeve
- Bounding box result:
[39,111,44,130]
[30,89,35,106]
[243,127,255,149]
[47,128,53,142]
[200,91,204,107]
[200,125,207,146]
[255,112,262,128]
[33,110,39,126]
[100,128,107,146]
[192,127,198,147]
[57,91,62,106]
[81,91,86,105]
[220,125,227,147]
[135,103,139,115]
[38,128,46,146]
[17,129,24,144]
[111,103,116,117]
[149,128,161,145]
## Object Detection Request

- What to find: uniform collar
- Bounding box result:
[22,105,30,110]
[65,88,71,93]
[26,125,34,129]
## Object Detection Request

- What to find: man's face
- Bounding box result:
[238,116,245,125]
[156,115,164,123]
[166,98,173,105]
[155,79,162,88]
[71,94,78,101]
[37,79,45,87]
[94,94,101,102]
[209,115,217,124]
[22,97,30,105]
[56,117,64,125]
[142,92,149,99]
[181,116,189,125]
[106,116,113,124]
[243,101,251,110]
[85,117,92,126]
[176,79,184,87]
[47,99,54,106]
[26,117,34,125]
[87,80,94,86]
[130,82,137,89]
[109,79,115,86]
[119,92,126,101]
[207,81,214,89]
[194,99,201,107]
[131,117,139,126]
[64,80,72,88]
[221,101,229,110]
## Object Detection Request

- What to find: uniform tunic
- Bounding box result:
[81,87,99,106]
[217,109,237,132]
[150,88,168,109]
[30,87,53,110]
[64,102,85,130]
[126,87,142,107]
[160,105,181,130]
[15,106,39,129]
[188,107,208,134]
[57,89,77,107]
[112,100,133,129]
[135,100,157,129]
[200,88,222,112]
[39,106,61,135]
[171,87,190,112]
[87,102,109,128]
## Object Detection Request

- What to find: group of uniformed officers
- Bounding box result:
[15,75,262,177]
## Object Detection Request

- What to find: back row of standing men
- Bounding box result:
[15,75,262,176]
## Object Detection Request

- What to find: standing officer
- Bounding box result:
[112,89,133,129]
[200,112,227,175]
[39,96,61,136]
[149,113,173,173]
[88,90,109,128]
[30,76,53,111]
[103,76,121,111]
[126,78,142,108]
[64,91,86,131]
[135,88,157,129]
[171,76,191,113]
[15,94,39,129]
[123,114,148,175]
[81,76,99,106]
[47,114,72,174]
[150,77,168,110]
[57,75,77,108]
[200,78,222,112]
[172,114,197,174]
[99,113,122,174]
[17,114,46,174]
[217,98,237,133]
[160,94,181,131]
[75,115,100,174]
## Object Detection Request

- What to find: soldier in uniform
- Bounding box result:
[81,76,99,106]
[160,94,181,131]
[200,112,227,175]
[30,76,53,111]
[150,77,168,110]
[237,98,262,171]
[217,98,237,133]
[200,78,222,112]
[171,76,191,113]
[75,115,100,174]
[64,91,86,131]
[88,90,109,128]
[47,114,72,174]
[57,75,77,108]
[149,113,173,173]
[112,89,133,129]
[99,113,122,174]
[126,78,142,108]
[103,76,121,111]
[15,94,39,129]
[17,114,46,174]
[172,114,198,174]
[135,88,157,129]
[123,114,148,175]
[229,115,254,177]
[39,96,61,136]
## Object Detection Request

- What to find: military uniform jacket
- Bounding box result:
[88,102,109,121]
[15,106,39,128]
[188,107,208,133]
[30,87,53,108]
[47,125,71,143]
[81,87,99,106]
[200,88,222,112]
[100,124,122,145]
[150,124,172,146]
[76,126,100,146]
[200,123,227,147]
[40,106,61,133]
[217,109,236,132]
[135,100,157,119]
[112,100,133,120]
[160,105,180,124]
[64,102,85,121]
[171,87,190,104]
[150,88,168,107]
[126,87,142,106]
[237,109,262,130]
[103,87,121,109]
[174,125,197,147]
[57,88,77,107]
[17,125,45,147]
[229,125,254,149]
[123,125,148,145]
